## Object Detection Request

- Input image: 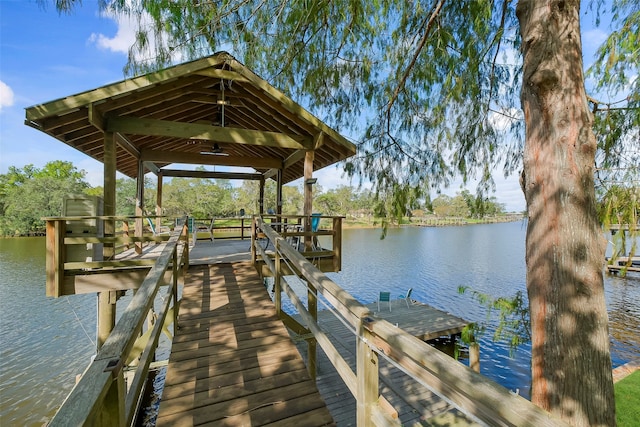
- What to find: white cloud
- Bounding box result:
[0,80,15,111]
[88,13,137,54]
[87,8,183,65]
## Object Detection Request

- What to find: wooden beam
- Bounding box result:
[88,103,105,131]
[143,161,160,174]
[115,133,141,159]
[106,116,311,150]
[160,169,263,180]
[194,68,250,82]
[262,168,279,180]
[228,58,356,155]
[284,149,306,169]
[313,132,325,150]
[140,148,282,169]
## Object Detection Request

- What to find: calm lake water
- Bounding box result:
[1,222,639,425]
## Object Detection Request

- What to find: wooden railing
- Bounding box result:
[47,223,188,426]
[205,216,252,240]
[44,215,187,297]
[251,214,343,274]
[253,217,569,426]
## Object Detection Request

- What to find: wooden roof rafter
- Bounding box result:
[24,52,356,183]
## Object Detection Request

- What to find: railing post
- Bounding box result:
[99,363,126,426]
[307,281,317,380]
[357,316,378,426]
[122,220,130,250]
[333,217,342,271]
[173,249,179,328]
[251,217,257,264]
[183,219,189,268]
[274,239,282,315]
[46,219,65,297]
[470,342,480,373]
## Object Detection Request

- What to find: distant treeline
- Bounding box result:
[1,161,518,236]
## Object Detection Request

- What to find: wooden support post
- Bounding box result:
[276,169,283,219]
[46,220,65,297]
[122,220,130,250]
[251,218,257,265]
[307,281,318,380]
[333,217,342,271]
[470,342,480,373]
[274,240,282,315]
[357,317,378,426]
[135,159,145,254]
[97,291,117,350]
[259,177,265,215]
[98,131,117,349]
[99,363,126,426]
[156,172,163,232]
[303,151,314,251]
[103,132,116,260]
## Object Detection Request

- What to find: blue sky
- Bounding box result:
[0,1,612,212]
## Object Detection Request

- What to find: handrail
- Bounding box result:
[47,219,188,426]
[43,215,187,297]
[254,217,570,426]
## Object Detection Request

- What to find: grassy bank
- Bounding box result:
[615,370,640,426]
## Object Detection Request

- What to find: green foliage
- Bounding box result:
[114,177,157,216]
[0,162,90,235]
[458,285,531,356]
[588,0,639,231]
[93,0,525,219]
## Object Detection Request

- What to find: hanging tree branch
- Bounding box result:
[385,0,445,121]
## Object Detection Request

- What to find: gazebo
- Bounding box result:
[25,52,356,347]
[24,51,356,228]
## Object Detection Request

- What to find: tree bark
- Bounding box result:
[516,1,615,426]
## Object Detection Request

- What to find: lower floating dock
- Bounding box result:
[156,261,334,426]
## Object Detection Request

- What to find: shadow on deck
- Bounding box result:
[157,261,334,426]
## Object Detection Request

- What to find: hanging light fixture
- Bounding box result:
[200,142,229,156]
[200,79,229,156]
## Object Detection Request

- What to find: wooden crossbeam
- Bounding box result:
[107,116,311,150]
[140,148,282,169]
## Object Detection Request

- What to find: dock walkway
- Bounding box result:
[156,261,334,426]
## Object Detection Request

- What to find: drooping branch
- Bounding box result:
[486,0,511,113]
[384,0,445,120]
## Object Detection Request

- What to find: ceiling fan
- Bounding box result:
[200,142,229,156]
[199,79,230,156]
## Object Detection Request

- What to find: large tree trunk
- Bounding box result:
[516,1,615,426]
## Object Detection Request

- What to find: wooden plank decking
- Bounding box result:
[156,261,334,426]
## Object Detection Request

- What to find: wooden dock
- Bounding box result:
[292,299,478,426]
[156,261,334,426]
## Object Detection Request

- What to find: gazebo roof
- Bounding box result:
[24,52,356,184]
